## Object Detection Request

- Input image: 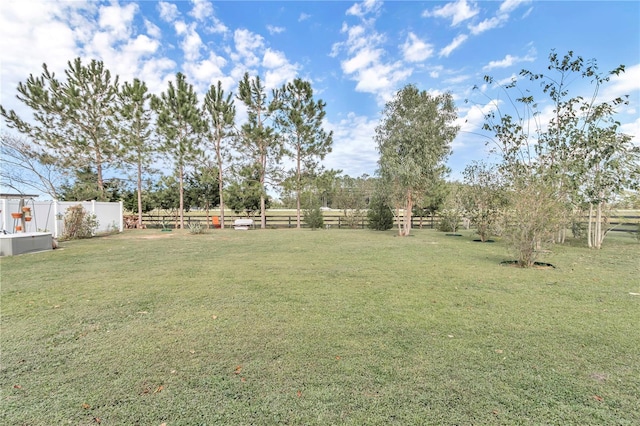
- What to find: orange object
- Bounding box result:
[212,216,221,228]
[11,212,23,219]
[15,226,22,231]
[25,217,32,222]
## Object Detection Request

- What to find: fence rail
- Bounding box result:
[134,212,401,229]
[132,211,639,233]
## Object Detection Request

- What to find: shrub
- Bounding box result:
[437,209,462,233]
[303,206,324,230]
[62,204,98,240]
[188,222,205,234]
[367,197,393,230]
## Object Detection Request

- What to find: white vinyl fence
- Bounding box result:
[1,199,123,238]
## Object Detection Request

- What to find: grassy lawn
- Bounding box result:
[1,229,639,425]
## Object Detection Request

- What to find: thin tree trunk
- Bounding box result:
[137,158,143,228]
[296,144,301,228]
[595,201,602,249]
[587,203,593,248]
[179,163,184,229]
[216,134,225,229]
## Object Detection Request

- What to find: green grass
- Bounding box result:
[1,229,639,425]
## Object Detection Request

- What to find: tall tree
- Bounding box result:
[275,78,333,228]
[375,85,458,236]
[151,72,204,229]
[235,72,282,229]
[1,58,119,200]
[203,81,236,229]
[116,78,156,228]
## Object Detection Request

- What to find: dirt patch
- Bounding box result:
[500,260,555,269]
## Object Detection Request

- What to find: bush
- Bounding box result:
[303,206,324,230]
[62,204,98,240]
[437,209,462,233]
[188,222,205,234]
[367,197,394,231]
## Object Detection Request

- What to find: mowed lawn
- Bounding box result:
[1,229,639,425]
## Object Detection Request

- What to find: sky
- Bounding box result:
[1,0,639,187]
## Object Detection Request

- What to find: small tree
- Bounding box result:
[303,205,324,230]
[462,161,505,242]
[367,195,394,231]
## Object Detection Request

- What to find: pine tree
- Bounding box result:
[203,81,236,229]
[275,78,333,228]
[151,73,204,229]
[235,72,282,229]
[1,58,119,200]
[116,78,156,228]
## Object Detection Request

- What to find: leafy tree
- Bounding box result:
[151,72,205,229]
[116,78,156,228]
[1,58,119,200]
[0,132,63,198]
[275,78,333,228]
[148,175,180,213]
[375,85,458,236]
[462,161,506,242]
[478,50,638,254]
[184,163,219,214]
[225,165,267,217]
[203,81,235,229]
[235,72,282,228]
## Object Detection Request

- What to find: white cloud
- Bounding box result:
[423,0,479,26]
[298,13,311,22]
[262,49,300,89]
[262,48,287,69]
[342,47,381,74]
[189,0,213,21]
[0,0,83,104]
[468,16,503,35]
[232,28,265,68]
[183,52,230,92]
[499,0,531,14]
[346,0,382,19]
[469,0,532,35]
[144,19,162,39]
[401,33,434,63]
[325,112,380,176]
[172,22,203,62]
[267,25,286,35]
[158,1,179,22]
[98,2,137,39]
[439,34,468,57]
[482,51,535,71]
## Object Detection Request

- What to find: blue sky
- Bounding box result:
[1,0,638,184]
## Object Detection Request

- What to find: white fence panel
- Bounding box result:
[1,199,122,238]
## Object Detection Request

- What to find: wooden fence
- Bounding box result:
[129,210,638,233]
